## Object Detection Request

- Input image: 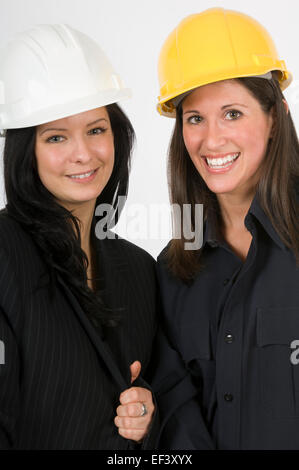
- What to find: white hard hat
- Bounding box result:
[0,24,131,129]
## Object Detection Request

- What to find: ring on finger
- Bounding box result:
[140,403,148,416]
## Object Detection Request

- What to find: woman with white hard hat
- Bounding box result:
[150,7,299,449]
[0,24,157,449]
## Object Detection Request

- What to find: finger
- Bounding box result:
[114,415,150,430]
[120,387,152,405]
[129,360,141,384]
[117,427,145,442]
[116,402,147,418]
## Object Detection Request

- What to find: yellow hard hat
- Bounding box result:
[157,8,292,117]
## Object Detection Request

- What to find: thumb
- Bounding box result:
[130,360,141,384]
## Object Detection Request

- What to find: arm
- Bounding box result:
[0,305,20,449]
[0,244,23,449]
[146,327,215,450]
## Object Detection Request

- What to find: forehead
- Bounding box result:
[182,79,255,108]
[37,106,109,130]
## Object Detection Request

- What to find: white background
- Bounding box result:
[0,0,298,258]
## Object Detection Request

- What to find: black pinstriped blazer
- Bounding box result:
[0,209,158,449]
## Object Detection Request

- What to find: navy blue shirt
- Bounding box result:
[156,194,299,449]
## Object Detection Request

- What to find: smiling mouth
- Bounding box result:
[67,169,97,179]
[203,152,240,169]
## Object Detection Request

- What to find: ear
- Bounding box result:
[282,99,289,114]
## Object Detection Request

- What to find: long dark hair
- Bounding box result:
[167,76,299,282]
[3,103,135,327]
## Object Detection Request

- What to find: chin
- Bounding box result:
[72,188,104,201]
[205,180,240,195]
[60,194,99,207]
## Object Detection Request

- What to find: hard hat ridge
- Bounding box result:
[0,24,131,130]
[157,7,292,117]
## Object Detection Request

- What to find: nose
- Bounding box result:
[69,136,92,164]
[203,120,227,151]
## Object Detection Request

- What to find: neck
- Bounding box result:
[63,199,96,253]
[217,187,256,231]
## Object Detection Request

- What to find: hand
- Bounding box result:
[114,360,155,442]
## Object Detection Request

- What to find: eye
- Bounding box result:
[46,135,65,143]
[88,127,107,135]
[187,115,203,124]
[225,110,242,120]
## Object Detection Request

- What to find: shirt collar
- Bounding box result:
[202,205,221,248]
[248,193,286,250]
[202,192,287,250]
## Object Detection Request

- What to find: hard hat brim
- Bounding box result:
[157,69,292,118]
[1,88,132,129]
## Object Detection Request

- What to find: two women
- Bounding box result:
[152,8,299,449]
[0,24,157,449]
[1,8,298,451]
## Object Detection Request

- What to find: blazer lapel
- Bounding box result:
[93,233,134,386]
[57,274,129,392]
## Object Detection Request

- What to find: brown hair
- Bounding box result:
[166,76,299,282]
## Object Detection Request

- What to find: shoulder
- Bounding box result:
[97,233,158,306]
[0,209,45,275]
[0,208,33,252]
[116,233,156,261]
[156,242,190,298]
[157,242,175,281]
[0,208,20,234]
[0,210,44,318]
[97,231,156,272]
[157,242,170,265]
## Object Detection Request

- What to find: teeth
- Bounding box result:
[206,153,239,168]
[69,170,95,179]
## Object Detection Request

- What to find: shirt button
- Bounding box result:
[225,334,234,344]
[223,278,230,286]
[224,393,234,402]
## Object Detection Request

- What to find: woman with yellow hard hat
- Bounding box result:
[0,24,157,449]
[151,8,299,449]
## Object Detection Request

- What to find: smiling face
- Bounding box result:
[35,107,114,212]
[182,79,274,198]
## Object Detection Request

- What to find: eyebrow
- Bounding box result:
[38,118,108,136]
[183,103,248,115]
[222,103,248,109]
